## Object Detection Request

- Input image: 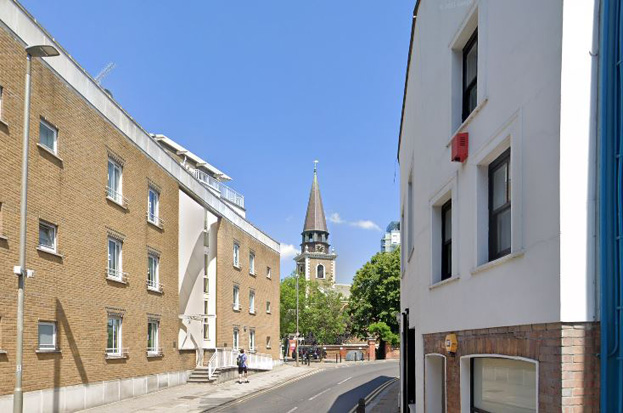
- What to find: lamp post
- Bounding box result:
[295,269,299,367]
[14,44,59,413]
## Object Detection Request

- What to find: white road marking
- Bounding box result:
[286,407,298,413]
[309,387,331,401]
[337,376,352,385]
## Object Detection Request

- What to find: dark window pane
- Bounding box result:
[465,40,478,85]
[492,164,508,210]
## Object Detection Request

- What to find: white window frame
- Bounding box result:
[429,174,459,285]
[107,237,123,280]
[0,85,4,121]
[424,354,447,413]
[106,315,122,356]
[266,336,272,349]
[147,319,160,355]
[39,118,58,154]
[249,329,255,352]
[233,243,240,268]
[233,328,239,350]
[147,187,160,225]
[267,266,271,279]
[147,252,159,291]
[37,321,57,351]
[233,285,240,311]
[38,220,57,253]
[203,321,209,340]
[249,251,255,275]
[266,301,271,314]
[249,290,255,314]
[107,158,123,204]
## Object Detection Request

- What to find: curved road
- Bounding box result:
[211,360,398,413]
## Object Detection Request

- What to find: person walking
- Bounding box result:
[237,348,249,383]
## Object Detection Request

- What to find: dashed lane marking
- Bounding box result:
[337,376,352,385]
[286,407,298,413]
[308,387,331,401]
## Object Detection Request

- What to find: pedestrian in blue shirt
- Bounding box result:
[237,349,248,383]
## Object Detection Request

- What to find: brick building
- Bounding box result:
[0,1,280,411]
[398,1,599,412]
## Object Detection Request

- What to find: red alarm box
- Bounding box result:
[451,132,469,162]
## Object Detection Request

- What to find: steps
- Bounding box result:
[187,366,219,383]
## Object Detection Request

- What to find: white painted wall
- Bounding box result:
[398,1,596,411]
[178,190,218,357]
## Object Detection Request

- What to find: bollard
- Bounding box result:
[368,352,370,361]
[335,354,338,364]
[339,353,342,363]
[356,398,365,413]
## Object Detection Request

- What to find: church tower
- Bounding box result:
[294,162,337,285]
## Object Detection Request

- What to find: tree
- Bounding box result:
[280,273,348,345]
[348,248,400,350]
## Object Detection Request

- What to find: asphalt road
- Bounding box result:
[212,360,399,413]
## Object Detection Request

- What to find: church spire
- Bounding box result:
[303,161,328,233]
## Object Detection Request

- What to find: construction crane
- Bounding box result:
[95,62,116,85]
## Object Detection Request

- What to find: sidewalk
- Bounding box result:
[81,364,319,413]
[367,377,400,413]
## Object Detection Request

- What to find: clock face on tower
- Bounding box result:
[315,244,325,253]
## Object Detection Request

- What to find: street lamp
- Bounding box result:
[295,269,299,367]
[14,44,59,413]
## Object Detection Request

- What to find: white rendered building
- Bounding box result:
[398,1,599,412]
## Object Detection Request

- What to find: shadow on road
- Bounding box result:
[328,375,394,413]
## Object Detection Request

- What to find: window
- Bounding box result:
[107,237,123,280]
[267,267,272,279]
[266,301,271,314]
[38,321,57,351]
[249,290,255,314]
[233,328,239,350]
[249,329,255,351]
[407,176,414,258]
[204,300,209,315]
[441,200,452,281]
[38,221,57,252]
[203,276,209,294]
[147,188,160,225]
[203,321,209,340]
[233,243,240,267]
[471,358,536,413]
[147,320,159,355]
[266,336,271,349]
[317,264,325,279]
[107,158,123,204]
[147,253,159,290]
[462,29,478,121]
[249,252,255,275]
[107,316,122,355]
[233,285,240,310]
[489,149,511,261]
[39,119,58,154]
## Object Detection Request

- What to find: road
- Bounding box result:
[211,360,399,413]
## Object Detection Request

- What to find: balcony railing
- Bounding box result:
[147,280,164,293]
[105,187,128,208]
[193,169,245,209]
[206,348,273,379]
[146,212,164,229]
[106,268,128,284]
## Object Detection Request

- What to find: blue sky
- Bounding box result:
[21,0,412,282]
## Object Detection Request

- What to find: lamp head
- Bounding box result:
[26,45,60,57]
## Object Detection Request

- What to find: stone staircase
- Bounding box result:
[187,366,219,383]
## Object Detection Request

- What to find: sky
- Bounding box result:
[20,0,413,283]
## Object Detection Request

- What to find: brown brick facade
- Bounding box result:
[216,219,280,359]
[0,27,198,396]
[423,322,599,412]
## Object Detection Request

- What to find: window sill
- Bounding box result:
[429,276,460,290]
[36,143,63,163]
[446,97,489,148]
[147,219,163,230]
[471,249,525,276]
[36,349,61,354]
[233,264,241,271]
[249,310,256,315]
[266,346,271,349]
[147,285,163,294]
[0,119,8,129]
[106,275,128,285]
[249,272,256,277]
[0,235,8,241]
[36,246,63,259]
[106,196,128,210]
[266,311,271,314]
[147,352,163,358]
[232,306,241,312]
[0,350,7,355]
[105,353,128,360]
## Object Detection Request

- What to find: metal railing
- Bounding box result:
[146,212,165,228]
[106,268,128,283]
[105,186,128,208]
[105,348,129,359]
[146,280,163,293]
[206,348,273,379]
[193,169,245,209]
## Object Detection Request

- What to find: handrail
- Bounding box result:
[206,347,273,379]
[193,169,245,209]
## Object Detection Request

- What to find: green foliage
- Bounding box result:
[348,247,400,341]
[280,272,348,344]
[368,322,399,346]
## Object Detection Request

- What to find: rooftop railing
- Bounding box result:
[193,169,245,209]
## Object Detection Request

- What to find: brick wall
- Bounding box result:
[216,219,280,359]
[423,322,599,412]
[0,27,196,395]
